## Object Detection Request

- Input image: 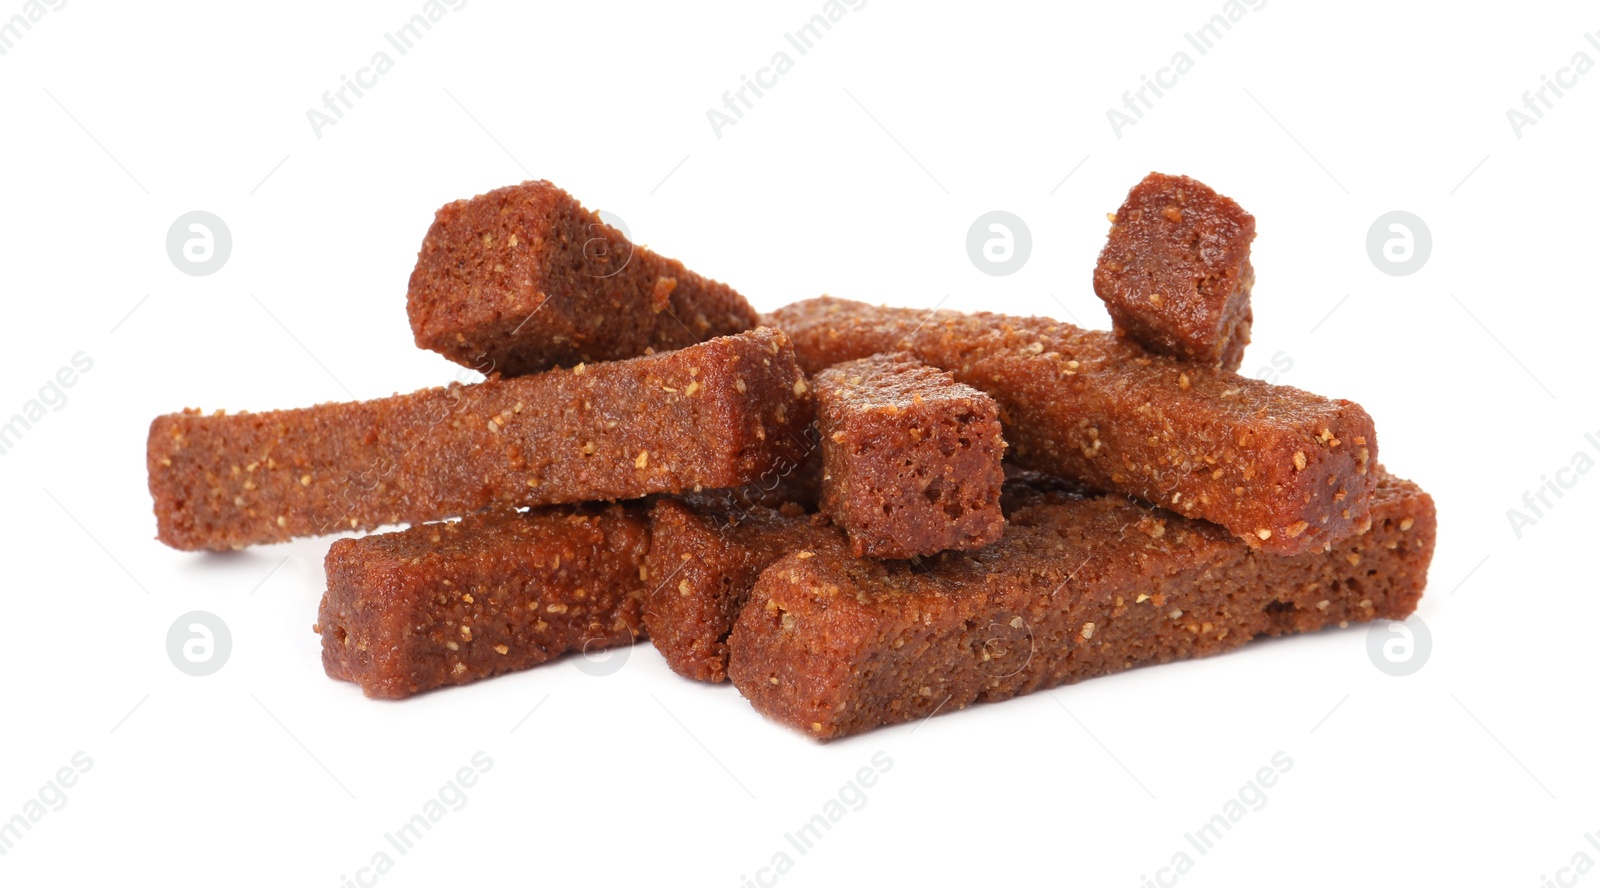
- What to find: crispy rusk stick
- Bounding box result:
[407,180,759,376]
[728,470,1434,740]
[148,328,812,551]
[318,506,650,699]
[766,297,1375,554]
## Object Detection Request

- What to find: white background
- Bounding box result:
[2,1,1595,884]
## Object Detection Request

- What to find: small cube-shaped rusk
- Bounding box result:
[318,506,651,699]
[643,499,842,683]
[815,353,1005,558]
[728,471,1435,740]
[407,180,759,377]
[148,328,813,551]
[1094,172,1256,370]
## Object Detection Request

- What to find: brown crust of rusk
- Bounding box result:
[675,423,825,516]
[815,353,1005,558]
[765,297,1375,555]
[643,499,842,683]
[407,180,759,376]
[727,470,1435,740]
[318,505,650,699]
[1094,173,1256,370]
[148,328,814,551]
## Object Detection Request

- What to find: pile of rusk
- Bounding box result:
[147,174,1434,740]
